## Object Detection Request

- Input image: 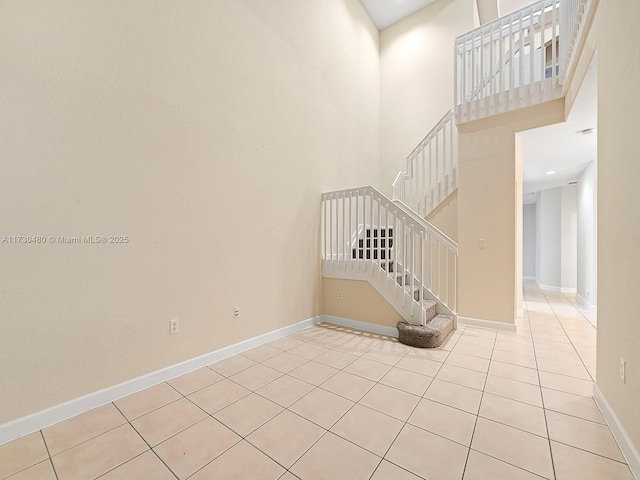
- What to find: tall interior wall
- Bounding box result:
[0,0,381,425]
[457,100,564,324]
[593,0,640,461]
[380,0,475,197]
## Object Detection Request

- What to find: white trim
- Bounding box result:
[576,293,597,311]
[320,314,399,338]
[593,384,640,480]
[457,315,517,332]
[561,287,577,294]
[517,309,524,317]
[0,316,322,446]
[539,284,562,292]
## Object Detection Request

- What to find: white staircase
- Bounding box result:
[322,186,457,326]
[321,0,596,332]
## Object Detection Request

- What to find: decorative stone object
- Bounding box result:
[397,315,454,348]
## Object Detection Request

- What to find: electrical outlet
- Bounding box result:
[479,238,487,249]
[338,291,343,300]
[170,319,179,334]
[234,306,240,319]
[620,358,626,383]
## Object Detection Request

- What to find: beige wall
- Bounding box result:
[426,191,459,241]
[595,0,640,455]
[322,278,403,328]
[457,100,564,324]
[0,0,380,424]
[380,0,475,194]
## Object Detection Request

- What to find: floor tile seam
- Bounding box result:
[260,356,315,376]
[533,352,588,366]
[537,381,595,398]
[467,447,553,479]
[168,374,228,398]
[51,419,153,480]
[207,361,257,378]
[177,435,245,480]
[534,367,593,382]
[440,358,492,375]
[326,418,393,459]
[560,291,597,328]
[539,289,596,383]
[280,388,354,432]
[374,369,456,477]
[378,458,430,480]
[93,450,177,480]
[481,387,543,408]
[547,438,631,466]
[429,371,493,393]
[542,405,607,426]
[476,410,549,439]
[2,432,59,480]
[225,365,287,393]
[527,293,559,480]
[42,407,139,460]
[460,329,496,480]
[486,368,542,387]
[284,430,352,477]
[238,406,333,468]
[128,397,219,450]
[403,417,475,450]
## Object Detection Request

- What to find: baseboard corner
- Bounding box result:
[593,384,640,480]
[457,315,517,332]
[319,314,399,338]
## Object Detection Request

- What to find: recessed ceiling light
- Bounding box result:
[546,171,556,175]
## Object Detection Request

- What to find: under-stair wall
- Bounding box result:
[321,186,458,327]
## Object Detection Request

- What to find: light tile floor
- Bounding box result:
[0,281,634,479]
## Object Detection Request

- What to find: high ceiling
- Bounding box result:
[360,0,533,30]
[360,0,437,30]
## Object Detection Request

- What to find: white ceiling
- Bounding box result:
[360,0,532,30]
[521,56,597,203]
[360,0,437,30]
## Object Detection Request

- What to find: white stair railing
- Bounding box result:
[454,0,562,122]
[322,186,457,325]
[392,109,458,218]
[559,0,594,86]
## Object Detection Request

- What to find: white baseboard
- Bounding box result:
[319,314,399,338]
[576,293,597,311]
[539,284,562,292]
[0,316,322,446]
[561,287,577,294]
[593,384,640,480]
[457,316,517,332]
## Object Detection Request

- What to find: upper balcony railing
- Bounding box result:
[559,0,594,85]
[454,0,562,122]
[454,0,595,123]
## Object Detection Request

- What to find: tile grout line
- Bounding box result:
[527,283,559,480]
[460,321,498,479]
